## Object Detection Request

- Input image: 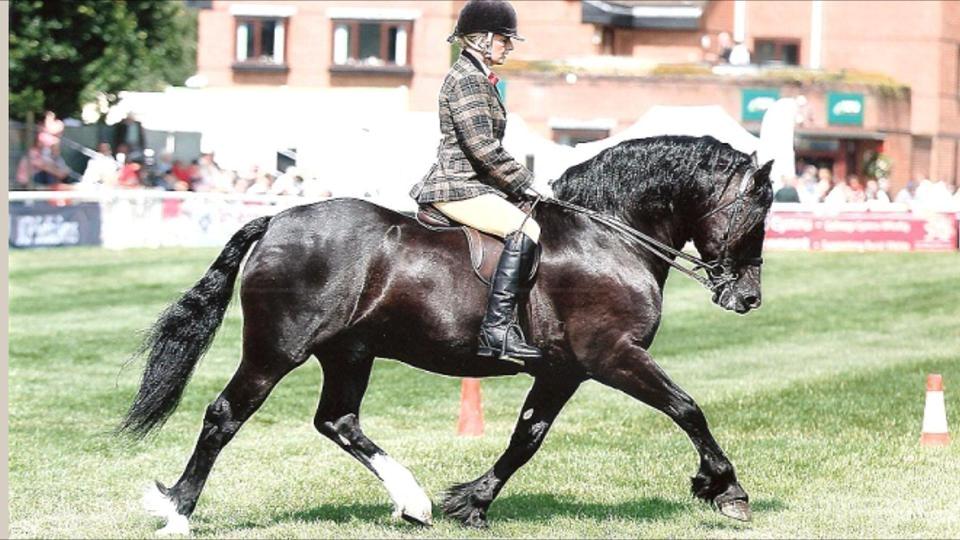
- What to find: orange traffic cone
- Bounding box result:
[457,378,484,437]
[920,374,950,447]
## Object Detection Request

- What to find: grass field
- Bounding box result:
[8,246,960,538]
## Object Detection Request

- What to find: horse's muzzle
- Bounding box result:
[713,285,761,314]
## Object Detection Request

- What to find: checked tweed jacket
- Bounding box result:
[410,52,533,204]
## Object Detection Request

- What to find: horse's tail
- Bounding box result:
[117,216,272,438]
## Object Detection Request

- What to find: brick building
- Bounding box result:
[192,0,960,190]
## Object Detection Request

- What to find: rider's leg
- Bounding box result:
[433,195,542,362]
[432,194,539,241]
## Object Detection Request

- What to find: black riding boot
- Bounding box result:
[477,231,543,362]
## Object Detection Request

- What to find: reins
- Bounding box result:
[542,197,720,290]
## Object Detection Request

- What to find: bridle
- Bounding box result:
[541,163,763,293]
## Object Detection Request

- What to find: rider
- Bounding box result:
[409,0,542,363]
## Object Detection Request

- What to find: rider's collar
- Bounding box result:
[461,49,491,76]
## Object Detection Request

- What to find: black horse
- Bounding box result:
[121,135,774,535]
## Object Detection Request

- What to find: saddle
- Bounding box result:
[416,203,539,286]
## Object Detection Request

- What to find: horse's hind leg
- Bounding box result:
[594,343,751,521]
[442,376,581,528]
[313,348,433,525]
[145,344,305,535]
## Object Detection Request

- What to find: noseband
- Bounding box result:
[547,163,762,293]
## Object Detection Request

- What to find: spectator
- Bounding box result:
[875,178,893,202]
[914,175,952,207]
[170,160,193,186]
[699,34,716,64]
[846,175,866,203]
[774,174,801,202]
[113,114,147,162]
[197,152,232,192]
[117,160,145,188]
[894,180,918,204]
[716,31,733,63]
[815,167,833,202]
[796,165,819,204]
[823,175,849,205]
[37,111,64,150]
[233,175,253,193]
[24,143,72,188]
[154,151,174,177]
[78,142,120,188]
[270,166,304,196]
[245,169,275,195]
[729,38,751,66]
[865,179,891,203]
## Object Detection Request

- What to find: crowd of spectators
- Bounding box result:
[772,164,960,209]
[17,140,334,199]
[13,113,960,209]
[12,111,336,198]
[86,145,337,198]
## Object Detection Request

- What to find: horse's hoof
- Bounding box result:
[462,510,489,529]
[717,499,752,522]
[143,482,191,535]
[401,512,432,527]
[156,514,191,536]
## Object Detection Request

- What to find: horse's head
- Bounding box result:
[692,156,774,314]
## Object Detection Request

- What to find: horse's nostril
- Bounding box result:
[744,295,761,308]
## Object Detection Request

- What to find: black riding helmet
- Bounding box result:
[448,0,525,42]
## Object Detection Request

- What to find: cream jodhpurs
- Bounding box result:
[433,194,540,243]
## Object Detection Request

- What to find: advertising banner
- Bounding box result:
[741,88,780,122]
[98,195,289,249]
[765,211,958,252]
[9,201,102,248]
[827,92,865,126]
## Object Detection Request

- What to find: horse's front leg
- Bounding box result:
[592,336,751,521]
[442,376,581,528]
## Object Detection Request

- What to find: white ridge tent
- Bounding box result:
[574,105,761,159]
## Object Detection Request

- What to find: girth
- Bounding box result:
[416,204,539,286]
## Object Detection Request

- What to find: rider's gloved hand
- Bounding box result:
[521,186,542,202]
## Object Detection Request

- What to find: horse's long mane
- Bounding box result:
[550,135,751,221]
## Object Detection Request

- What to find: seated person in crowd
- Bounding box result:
[894,180,917,204]
[18,143,72,188]
[914,175,953,207]
[78,142,120,188]
[774,175,801,203]
[846,175,866,203]
[864,179,890,203]
[823,175,850,205]
[814,167,833,202]
[117,160,146,188]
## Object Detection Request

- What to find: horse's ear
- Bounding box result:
[751,159,775,192]
[757,159,774,179]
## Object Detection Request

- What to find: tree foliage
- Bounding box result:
[10,0,197,121]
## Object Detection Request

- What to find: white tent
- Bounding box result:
[574,105,761,160]
[110,86,411,173]
[757,98,799,183]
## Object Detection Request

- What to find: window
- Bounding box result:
[755,39,800,66]
[331,20,412,70]
[600,26,614,56]
[235,18,286,67]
